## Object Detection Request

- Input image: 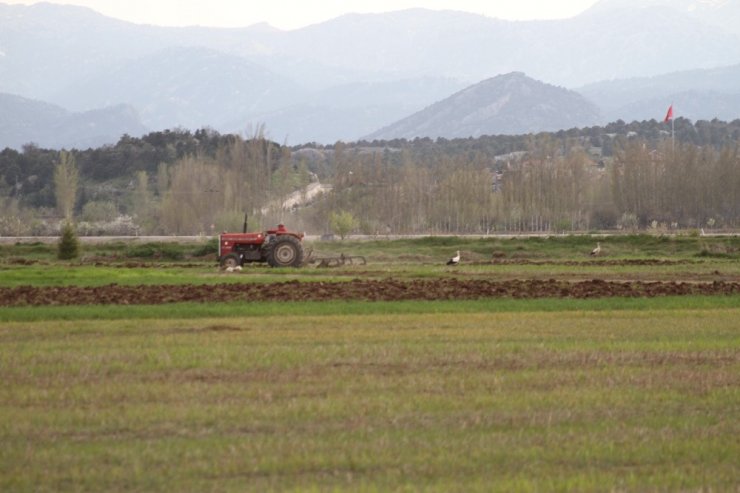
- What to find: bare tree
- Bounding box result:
[54,150,78,221]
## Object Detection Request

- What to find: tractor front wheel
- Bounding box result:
[220,253,240,269]
[266,236,304,268]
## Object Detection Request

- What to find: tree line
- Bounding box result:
[309,137,738,234]
[0,119,738,236]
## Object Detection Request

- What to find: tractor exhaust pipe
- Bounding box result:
[243,213,248,233]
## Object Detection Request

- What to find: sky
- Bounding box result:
[5,0,602,29]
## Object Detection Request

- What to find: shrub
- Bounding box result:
[192,238,218,257]
[329,210,358,240]
[57,222,80,260]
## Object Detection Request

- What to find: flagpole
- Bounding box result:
[671,104,675,154]
[664,103,675,154]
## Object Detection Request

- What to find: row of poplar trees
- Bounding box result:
[313,139,738,235]
[47,134,740,235]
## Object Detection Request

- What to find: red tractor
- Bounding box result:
[218,216,305,269]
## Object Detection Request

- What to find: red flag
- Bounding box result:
[664,104,673,123]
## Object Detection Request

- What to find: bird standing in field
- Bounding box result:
[447,250,460,265]
[590,242,601,256]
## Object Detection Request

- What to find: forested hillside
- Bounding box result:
[1,119,739,236]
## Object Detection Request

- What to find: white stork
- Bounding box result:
[446,250,460,265]
[590,242,601,256]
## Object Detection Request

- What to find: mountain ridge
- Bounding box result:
[579,63,740,122]
[366,72,602,140]
[1,1,739,145]
[0,93,147,149]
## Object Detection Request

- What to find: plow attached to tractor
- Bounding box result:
[304,250,367,268]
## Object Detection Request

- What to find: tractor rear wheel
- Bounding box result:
[220,253,240,269]
[266,235,304,267]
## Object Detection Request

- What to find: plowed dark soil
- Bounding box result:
[480,259,704,266]
[2,258,708,268]
[1,279,738,306]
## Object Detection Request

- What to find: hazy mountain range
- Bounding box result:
[1,0,739,148]
[368,73,602,140]
[578,63,740,122]
[0,93,146,149]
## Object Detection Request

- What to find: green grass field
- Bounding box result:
[1,234,738,288]
[1,304,738,491]
[1,235,738,491]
